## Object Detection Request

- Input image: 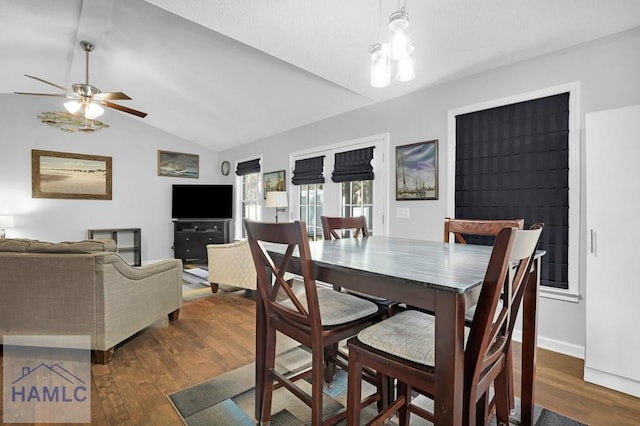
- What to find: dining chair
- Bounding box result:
[444,217,525,414]
[346,224,543,425]
[320,215,397,310]
[320,215,398,391]
[244,219,387,426]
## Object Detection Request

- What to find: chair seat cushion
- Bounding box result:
[282,287,379,327]
[357,310,469,366]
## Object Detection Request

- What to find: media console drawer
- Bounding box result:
[172,220,230,262]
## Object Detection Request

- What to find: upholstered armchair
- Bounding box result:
[206,239,256,292]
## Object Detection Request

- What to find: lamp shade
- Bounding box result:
[0,215,14,228]
[266,192,288,208]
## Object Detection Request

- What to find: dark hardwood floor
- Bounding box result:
[1,291,638,425]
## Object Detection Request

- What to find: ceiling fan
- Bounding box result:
[15,40,147,119]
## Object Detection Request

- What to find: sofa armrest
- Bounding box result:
[97,254,181,280]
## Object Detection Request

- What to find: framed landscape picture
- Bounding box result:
[263,170,286,198]
[158,150,199,178]
[395,140,438,200]
[32,150,112,200]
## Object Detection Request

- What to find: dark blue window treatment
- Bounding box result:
[455,93,569,289]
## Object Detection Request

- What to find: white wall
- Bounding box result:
[218,28,640,356]
[0,95,219,262]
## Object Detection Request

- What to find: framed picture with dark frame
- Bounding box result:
[32,149,112,200]
[157,150,199,178]
[395,139,438,200]
[263,170,286,198]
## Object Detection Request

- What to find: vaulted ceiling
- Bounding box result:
[2,0,640,151]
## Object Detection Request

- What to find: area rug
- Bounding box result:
[168,345,586,426]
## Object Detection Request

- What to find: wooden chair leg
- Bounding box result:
[346,349,363,425]
[397,382,410,426]
[261,328,277,424]
[312,345,325,425]
[476,392,488,426]
[507,343,516,413]
[494,367,511,425]
[323,344,338,385]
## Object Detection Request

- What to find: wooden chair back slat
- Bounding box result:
[321,216,369,240]
[444,217,525,244]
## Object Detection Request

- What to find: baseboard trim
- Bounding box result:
[584,367,640,398]
[512,331,585,359]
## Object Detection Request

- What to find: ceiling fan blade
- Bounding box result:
[24,74,70,92]
[101,101,147,118]
[94,92,132,101]
[14,92,68,97]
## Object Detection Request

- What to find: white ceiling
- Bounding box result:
[1,0,640,151]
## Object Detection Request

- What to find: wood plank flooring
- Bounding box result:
[1,291,638,425]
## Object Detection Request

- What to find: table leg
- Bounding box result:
[521,257,540,426]
[434,291,466,425]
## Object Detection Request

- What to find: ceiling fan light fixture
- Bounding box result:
[84,103,104,120]
[64,100,82,114]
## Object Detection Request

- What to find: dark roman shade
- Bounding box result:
[455,92,569,289]
[235,158,261,176]
[331,146,374,183]
[291,156,325,185]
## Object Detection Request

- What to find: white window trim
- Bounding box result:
[446,82,581,303]
[234,154,263,239]
[289,133,390,237]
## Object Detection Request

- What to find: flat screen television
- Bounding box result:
[172,184,233,219]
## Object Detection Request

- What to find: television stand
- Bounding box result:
[172,219,231,263]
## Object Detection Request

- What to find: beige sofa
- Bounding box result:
[0,238,182,364]
[207,239,256,292]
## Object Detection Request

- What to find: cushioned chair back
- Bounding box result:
[463,223,543,408]
[321,215,369,240]
[244,219,322,331]
[444,217,524,244]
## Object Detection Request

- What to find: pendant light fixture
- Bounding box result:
[370,0,415,87]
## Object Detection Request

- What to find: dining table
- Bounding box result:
[256,235,544,425]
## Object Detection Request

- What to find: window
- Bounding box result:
[235,158,261,238]
[290,134,388,237]
[299,184,324,241]
[448,82,581,301]
[341,181,373,236]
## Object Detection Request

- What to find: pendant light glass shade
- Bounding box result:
[390,30,410,61]
[64,100,82,114]
[84,103,104,119]
[370,43,390,88]
[395,54,415,82]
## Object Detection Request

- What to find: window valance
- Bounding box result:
[291,156,325,185]
[331,146,374,183]
[235,158,261,176]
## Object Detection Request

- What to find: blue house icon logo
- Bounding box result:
[11,363,88,403]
